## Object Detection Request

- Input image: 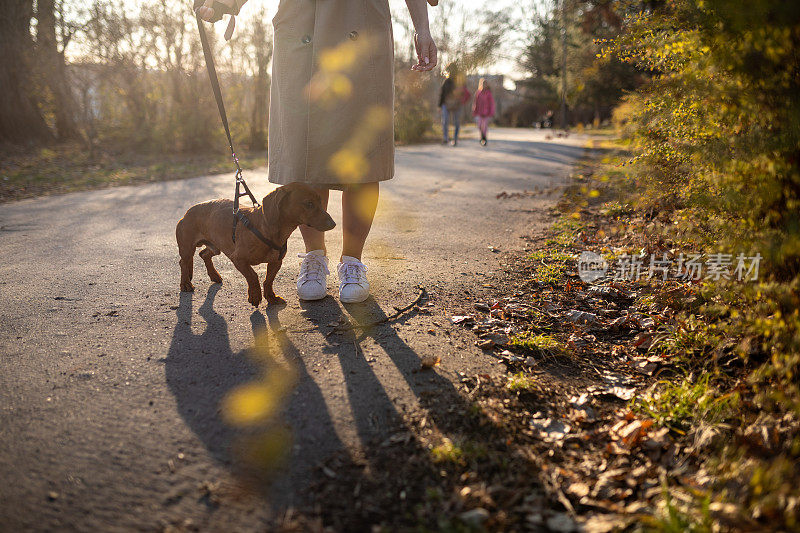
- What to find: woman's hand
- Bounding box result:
[412,30,437,71]
[405,0,437,72]
[195,0,237,22]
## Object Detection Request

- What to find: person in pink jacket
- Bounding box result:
[472,78,496,146]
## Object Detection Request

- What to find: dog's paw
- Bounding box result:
[180,282,195,292]
[248,291,262,307]
[267,295,286,306]
[210,274,223,284]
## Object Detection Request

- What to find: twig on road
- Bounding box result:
[337,286,428,332]
[283,287,428,335]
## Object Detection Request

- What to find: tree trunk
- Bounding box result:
[37,0,80,141]
[248,15,272,152]
[0,0,53,144]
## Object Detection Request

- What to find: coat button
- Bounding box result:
[348,30,358,40]
[301,35,311,44]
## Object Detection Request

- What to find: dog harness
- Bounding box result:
[233,211,288,261]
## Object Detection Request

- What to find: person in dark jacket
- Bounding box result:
[438,66,470,146]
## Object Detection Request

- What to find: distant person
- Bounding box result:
[542,110,554,129]
[438,67,470,146]
[472,78,496,146]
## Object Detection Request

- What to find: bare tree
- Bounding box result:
[36,0,80,140]
[0,0,53,144]
[247,8,272,150]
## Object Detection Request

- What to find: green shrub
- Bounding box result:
[601,0,800,279]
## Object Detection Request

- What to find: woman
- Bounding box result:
[472,77,496,146]
[197,0,437,303]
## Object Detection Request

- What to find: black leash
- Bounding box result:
[196,13,286,259]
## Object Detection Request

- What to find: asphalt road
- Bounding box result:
[0,128,592,531]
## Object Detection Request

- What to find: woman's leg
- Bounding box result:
[341,182,379,260]
[299,186,331,253]
[453,110,461,141]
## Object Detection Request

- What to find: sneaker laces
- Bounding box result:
[339,261,367,284]
[298,252,329,282]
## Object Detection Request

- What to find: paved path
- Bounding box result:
[0,128,592,531]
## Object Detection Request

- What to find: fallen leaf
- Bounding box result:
[459,508,490,528]
[546,512,578,532]
[582,514,627,533]
[569,393,590,407]
[619,419,654,448]
[601,371,635,386]
[566,481,590,498]
[566,309,600,325]
[476,339,495,350]
[593,386,636,401]
[632,358,658,375]
[531,418,571,441]
[484,332,510,345]
[608,386,636,401]
[420,355,441,369]
[632,332,654,350]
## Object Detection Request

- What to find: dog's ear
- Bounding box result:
[262,186,290,214]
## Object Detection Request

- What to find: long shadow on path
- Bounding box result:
[251,307,347,507]
[294,296,549,530]
[165,286,257,466]
[165,289,552,528]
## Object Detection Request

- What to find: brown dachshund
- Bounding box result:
[176,183,335,306]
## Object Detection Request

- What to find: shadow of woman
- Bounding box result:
[298,297,408,451]
[249,306,348,508]
[165,285,259,466]
[291,296,545,529]
[344,297,479,435]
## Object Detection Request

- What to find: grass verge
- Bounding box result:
[576,141,800,530]
[0,143,266,203]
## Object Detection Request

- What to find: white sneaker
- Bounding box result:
[297,250,329,301]
[337,256,370,303]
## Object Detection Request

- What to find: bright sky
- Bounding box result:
[110,0,550,87]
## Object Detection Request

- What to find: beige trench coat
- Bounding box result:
[267,0,395,189]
